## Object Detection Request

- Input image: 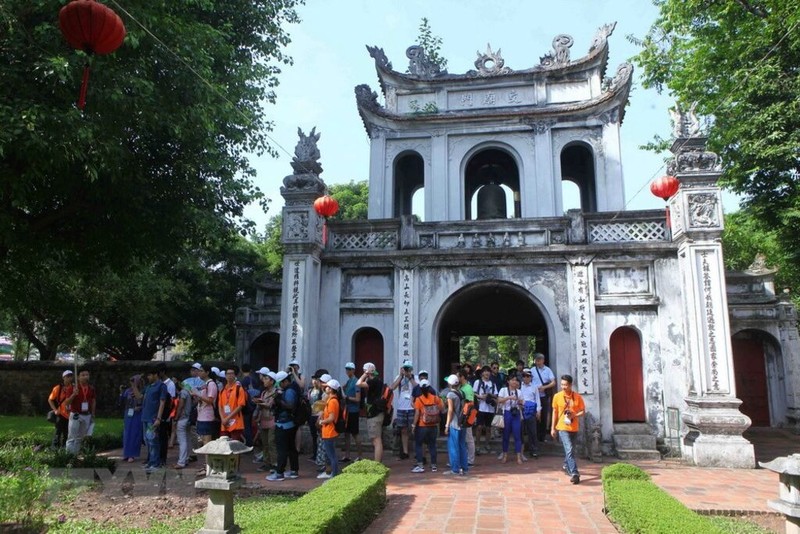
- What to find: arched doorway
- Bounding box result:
[249,332,279,371]
[561,143,597,213]
[731,330,784,427]
[394,152,424,218]
[435,281,548,381]
[610,326,645,422]
[354,328,384,378]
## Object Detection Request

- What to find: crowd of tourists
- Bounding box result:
[45,353,585,483]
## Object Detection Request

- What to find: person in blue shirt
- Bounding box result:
[136,367,169,472]
[266,371,300,481]
[341,362,363,462]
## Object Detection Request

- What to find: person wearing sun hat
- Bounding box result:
[317,378,343,479]
[444,374,468,476]
[357,362,386,462]
[48,369,74,450]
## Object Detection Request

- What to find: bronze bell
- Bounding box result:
[477,182,507,219]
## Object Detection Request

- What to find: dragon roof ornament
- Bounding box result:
[539,34,574,67]
[469,43,512,77]
[406,45,445,78]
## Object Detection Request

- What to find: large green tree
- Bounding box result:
[0,0,301,359]
[633,0,800,294]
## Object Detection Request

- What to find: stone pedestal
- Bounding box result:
[195,477,242,534]
[760,454,800,534]
[682,396,755,468]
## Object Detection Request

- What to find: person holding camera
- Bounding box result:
[389,359,417,460]
[498,375,524,464]
[551,374,585,484]
[472,367,498,454]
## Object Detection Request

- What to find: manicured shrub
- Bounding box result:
[261,467,389,533]
[602,463,724,534]
[601,462,651,482]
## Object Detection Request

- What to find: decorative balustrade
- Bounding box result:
[585,211,669,243]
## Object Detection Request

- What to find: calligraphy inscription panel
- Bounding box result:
[596,266,652,296]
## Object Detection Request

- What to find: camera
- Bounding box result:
[563,409,572,425]
[510,407,519,416]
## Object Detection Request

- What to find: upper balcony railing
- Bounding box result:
[326,210,669,252]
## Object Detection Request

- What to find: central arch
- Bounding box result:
[434,281,550,380]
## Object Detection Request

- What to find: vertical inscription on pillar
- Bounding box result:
[399,269,414,362]
[571,263,595,394]
[699,251,720,391]
[290,260,304,363]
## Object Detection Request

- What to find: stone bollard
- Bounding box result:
[759,453,800,534]
[193,437,253,534]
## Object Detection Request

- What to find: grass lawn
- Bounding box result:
[0,415,123,443]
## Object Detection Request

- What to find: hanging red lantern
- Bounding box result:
[59,0,126,110]
[650,175,680,201]
[314,195,340,218]
[650,175,680,230]
[314,195,339,246]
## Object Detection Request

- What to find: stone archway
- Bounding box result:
[435,281,550,380]
[249,332,279,371]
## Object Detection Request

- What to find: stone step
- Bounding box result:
[616,448,662,461]
[613,423,653,435]
[613,433,657,450]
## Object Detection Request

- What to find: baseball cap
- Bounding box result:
[216,370,226,378]
[363,362,376,373]
[62,370,74,377]
[211,366,220,375]
[446,374,459,386]
[418,369,429,376]
[534,353,545,360]
[256,366,270,375]
[326,379,341,390]
[402,359,413,369]
[191,362,203,370]
[319,373,332,384]
[274,371,289,382]
[419,378,430,387]
[288,359,300,368]
[267,372,278,382]
[522,368,532,375]
[344,362,356,370]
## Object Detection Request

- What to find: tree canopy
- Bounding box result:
[0,0,301,359]
[633,0,800,295]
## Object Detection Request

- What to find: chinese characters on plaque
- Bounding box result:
[290,260,302,362]
[699,251,720,391]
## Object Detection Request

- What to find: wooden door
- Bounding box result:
[732,336,770,426]
[610,327,646,422]
[354,328,384,378]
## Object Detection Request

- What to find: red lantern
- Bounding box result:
[650,175,680,201]
[314,195,339,246]
[314,195,340,218]
[59,0,126,110]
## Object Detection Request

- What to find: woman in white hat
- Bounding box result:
[317,378,342,479]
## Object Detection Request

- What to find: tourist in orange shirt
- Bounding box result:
[48,370,74,449]
[218,366,247,442]
[550,374,585,484]
[316,378,341,479]
[410,379,442,473]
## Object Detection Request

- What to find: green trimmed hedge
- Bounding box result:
[260,459,389,533]
[602,464,725,534]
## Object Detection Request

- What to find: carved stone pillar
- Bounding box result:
[478,336,489,365]
[669,132,755,468]
[279,128,327,372]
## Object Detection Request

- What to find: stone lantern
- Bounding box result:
[760,454,800,534]
[193,437,253,534]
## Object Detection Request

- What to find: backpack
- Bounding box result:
[456,390,479,428]
[378,385,394,427]
[334,396,348,434]
[289,383,312,426]
[419,395,441,425]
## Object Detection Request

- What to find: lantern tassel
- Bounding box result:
[77,63,90,110]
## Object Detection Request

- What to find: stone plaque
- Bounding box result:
[342,272,393,299]
[546,81,591,104]
[397,269,414,363]
[570,263,595,394]
[596,266,651,296]
[447,86,536,111]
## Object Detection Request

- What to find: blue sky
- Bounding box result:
[243,0,739,229]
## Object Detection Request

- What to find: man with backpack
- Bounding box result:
[473,367,498,454]
[410,379,442,473]
[218,365,247,442]
[457,370,476,466]
[389,359,417,460]
[341,362,362,462]
[444,374,469,476]
[48,370,74,449]
[357,362,388,463]
[267,371,300,481]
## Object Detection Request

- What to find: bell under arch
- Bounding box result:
[393,151,424,218]
[435,281,549,379]
[560,142,597,213]
[464,148,521,220]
